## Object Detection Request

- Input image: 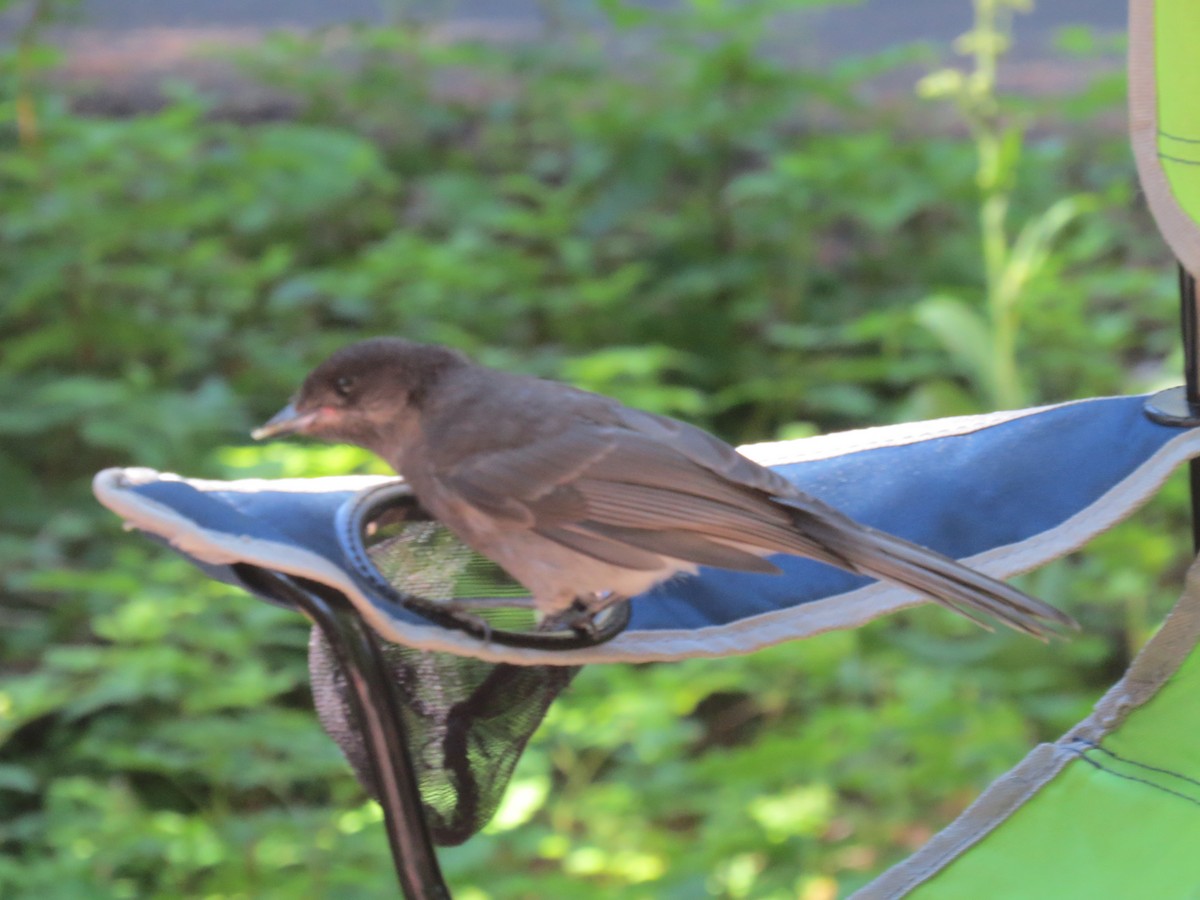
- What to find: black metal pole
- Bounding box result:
[243,567,451,899]
[1180,266,1200,552]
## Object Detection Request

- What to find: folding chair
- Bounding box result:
[92,2,1200,895]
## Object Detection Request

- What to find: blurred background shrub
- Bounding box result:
[0,0,1188,896]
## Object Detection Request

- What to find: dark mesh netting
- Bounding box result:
[363,506,543,634]
[309,629,577,846]
[305,485,589,846]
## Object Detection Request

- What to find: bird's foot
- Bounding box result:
[443,605,494,642]
[541,593,626,639]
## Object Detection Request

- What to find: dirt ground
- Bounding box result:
[4,0,1126,116]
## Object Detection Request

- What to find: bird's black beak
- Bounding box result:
[251,402,319,440]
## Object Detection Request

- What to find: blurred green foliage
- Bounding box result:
[0,0,1191,896]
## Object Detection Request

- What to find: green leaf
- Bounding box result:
[914,294,995,396]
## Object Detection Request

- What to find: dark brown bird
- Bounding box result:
[254,337,1077,639]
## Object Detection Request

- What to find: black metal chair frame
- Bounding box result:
[245,567,452,899]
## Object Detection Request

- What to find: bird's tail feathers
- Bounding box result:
[776,500,1077,640]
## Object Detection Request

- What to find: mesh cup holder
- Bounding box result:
[339,481,632,650]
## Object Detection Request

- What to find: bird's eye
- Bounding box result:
[333,375,356,399]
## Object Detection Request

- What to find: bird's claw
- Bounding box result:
[440,601,495,642]
[541,594,626,639]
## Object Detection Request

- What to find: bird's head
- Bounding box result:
[252,337,467,460]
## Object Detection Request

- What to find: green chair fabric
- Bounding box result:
[857,560,1200,898]
[1131,0,1200,273]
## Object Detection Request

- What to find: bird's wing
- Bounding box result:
[431,412,846,574]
